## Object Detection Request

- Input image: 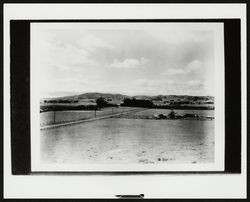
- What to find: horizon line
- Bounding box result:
[41,91,214,99]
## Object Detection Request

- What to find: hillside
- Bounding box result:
[40,92,214,112]
[42,92,129,102]
[41,92,214,102]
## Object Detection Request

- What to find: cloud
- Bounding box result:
[110,57,148,69]
[34,25,214,97]
[134,79,174,86]
[77,35,113,51]
[164,60,203,76]
[130,79,178,95]
[148,30,213,45]
[129,77,206,96]
[164,68,187,75]
[44,39,103,75]
[185,60,203,71]
[187,80,203,87]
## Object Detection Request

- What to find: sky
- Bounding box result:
[32,23,217,98]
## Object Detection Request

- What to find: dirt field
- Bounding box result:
[40,115,214,165]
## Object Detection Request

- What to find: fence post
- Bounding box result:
[53,111,56,124]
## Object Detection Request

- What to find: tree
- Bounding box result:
[96,97,108,108]
[153,96,162,101]
[121,98,154,108]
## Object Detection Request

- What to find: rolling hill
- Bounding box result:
[41,92,214,103]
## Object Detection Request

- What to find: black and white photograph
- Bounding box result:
[31,22,224,171]
[4,3,246,199]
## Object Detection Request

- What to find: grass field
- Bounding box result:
[133,108,214,117]
[40,107,142,126]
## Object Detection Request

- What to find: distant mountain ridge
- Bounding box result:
[42,92,214,101]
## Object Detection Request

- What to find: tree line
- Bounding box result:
[121,98,154,108]
[41,97,213,113]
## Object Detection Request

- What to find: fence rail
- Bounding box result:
[40,107,144,127]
